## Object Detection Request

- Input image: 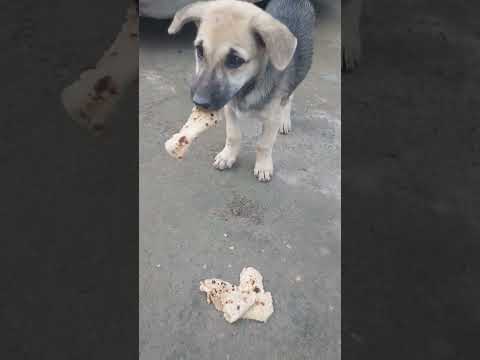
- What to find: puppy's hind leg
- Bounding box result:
[279,94,293,135]
[342,0,363,72]
[213,107,241,170]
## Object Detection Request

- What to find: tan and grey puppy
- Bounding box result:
[168,0,315,182]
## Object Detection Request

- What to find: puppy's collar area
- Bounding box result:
[237,77,257,98]
[233,61,278,112]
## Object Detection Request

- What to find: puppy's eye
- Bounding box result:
[196,45,204,59]
[225,53,245,69]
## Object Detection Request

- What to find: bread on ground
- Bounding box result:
[199,278,236,312]
[242,291,274,322]
[199,267,274,323]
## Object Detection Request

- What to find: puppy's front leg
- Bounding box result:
[213,107,242,170]
[254,115,282,182]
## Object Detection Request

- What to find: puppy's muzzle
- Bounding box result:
[191,72,232,111]
[192,93,214,111]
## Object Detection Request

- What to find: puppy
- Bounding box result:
[168,0,315,182]
[342,0,363,71]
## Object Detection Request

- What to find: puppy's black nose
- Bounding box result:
[192,94,212,110]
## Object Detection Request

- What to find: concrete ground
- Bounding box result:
[139,4,340,359]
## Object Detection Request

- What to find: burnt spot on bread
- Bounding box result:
[253,287,260,293]
[212,280,216,284]
[94,76,118,97]
[94,76,113,94]
[178,136,189,145]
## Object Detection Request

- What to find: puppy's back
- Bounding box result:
[266,0,316,96]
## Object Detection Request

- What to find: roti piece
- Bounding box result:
[199,278,236,312]
[239,267,264,292]
[61,1,138,135]
[165,106,220,159]
[199,267,274,324]
[222,288,256,323]
[237,267,273,322]
[242,291,274,322]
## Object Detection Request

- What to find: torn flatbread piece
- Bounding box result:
[61,1,138,135]
[222,288,256,323]
[165,106,220,159]
[199,267,274,323]
[242,291,274,322]
[199,278,236,312]
[239,267,264,292]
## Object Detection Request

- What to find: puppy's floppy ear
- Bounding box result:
[168,1,210,34]
[250,12,298,71]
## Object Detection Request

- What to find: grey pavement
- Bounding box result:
[140,5,340,360]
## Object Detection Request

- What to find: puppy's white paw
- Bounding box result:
[254,158,274,182]
[213,147,237,170]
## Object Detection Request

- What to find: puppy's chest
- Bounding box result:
[226,104,274,137]
[230,105,251,122]
[227,104,269,124]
